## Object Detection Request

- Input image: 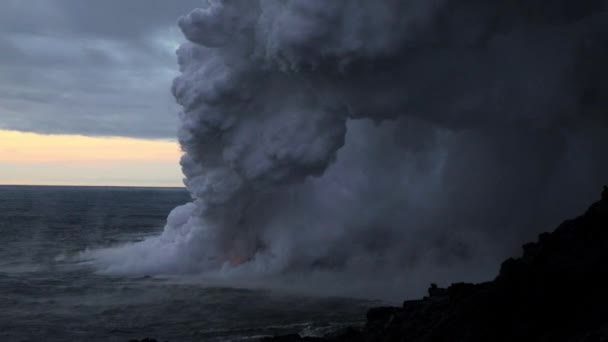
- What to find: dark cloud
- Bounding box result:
[55,0,204,39]
[83,0,608,301]
[0,0,203,138]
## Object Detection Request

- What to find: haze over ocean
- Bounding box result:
[0,185,374,341]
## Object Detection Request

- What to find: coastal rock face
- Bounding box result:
[265,187,608,342]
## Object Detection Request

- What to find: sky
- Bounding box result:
[0,0,203,187]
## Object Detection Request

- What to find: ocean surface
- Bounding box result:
[0,186,375,342]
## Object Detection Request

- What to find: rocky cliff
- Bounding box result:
[265,187,608,342]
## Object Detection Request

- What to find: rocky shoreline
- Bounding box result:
[130,187,608,342]
[264,187,608,342]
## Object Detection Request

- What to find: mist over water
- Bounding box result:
[0,186,374,342]
[86,0,608,300]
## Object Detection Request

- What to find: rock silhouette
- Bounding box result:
[264,187,608,342]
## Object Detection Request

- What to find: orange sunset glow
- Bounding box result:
[0,130,184,187]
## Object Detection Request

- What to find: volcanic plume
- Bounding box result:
[89,0,608,299]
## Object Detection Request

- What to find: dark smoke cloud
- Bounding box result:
[88,0,608,300]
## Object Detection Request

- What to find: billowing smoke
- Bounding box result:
[87,0,608,300]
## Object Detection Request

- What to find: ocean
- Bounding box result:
[0,186,374,342]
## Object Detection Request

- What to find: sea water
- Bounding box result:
[0,186,373,342]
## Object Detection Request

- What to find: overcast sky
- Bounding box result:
[0,1,206,186]
[0,0,203,139]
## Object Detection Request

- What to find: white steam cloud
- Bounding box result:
[86,0,608,300]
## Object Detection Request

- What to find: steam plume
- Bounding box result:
[88,0,608,299]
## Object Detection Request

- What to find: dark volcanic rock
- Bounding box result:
[264,187,608,342]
